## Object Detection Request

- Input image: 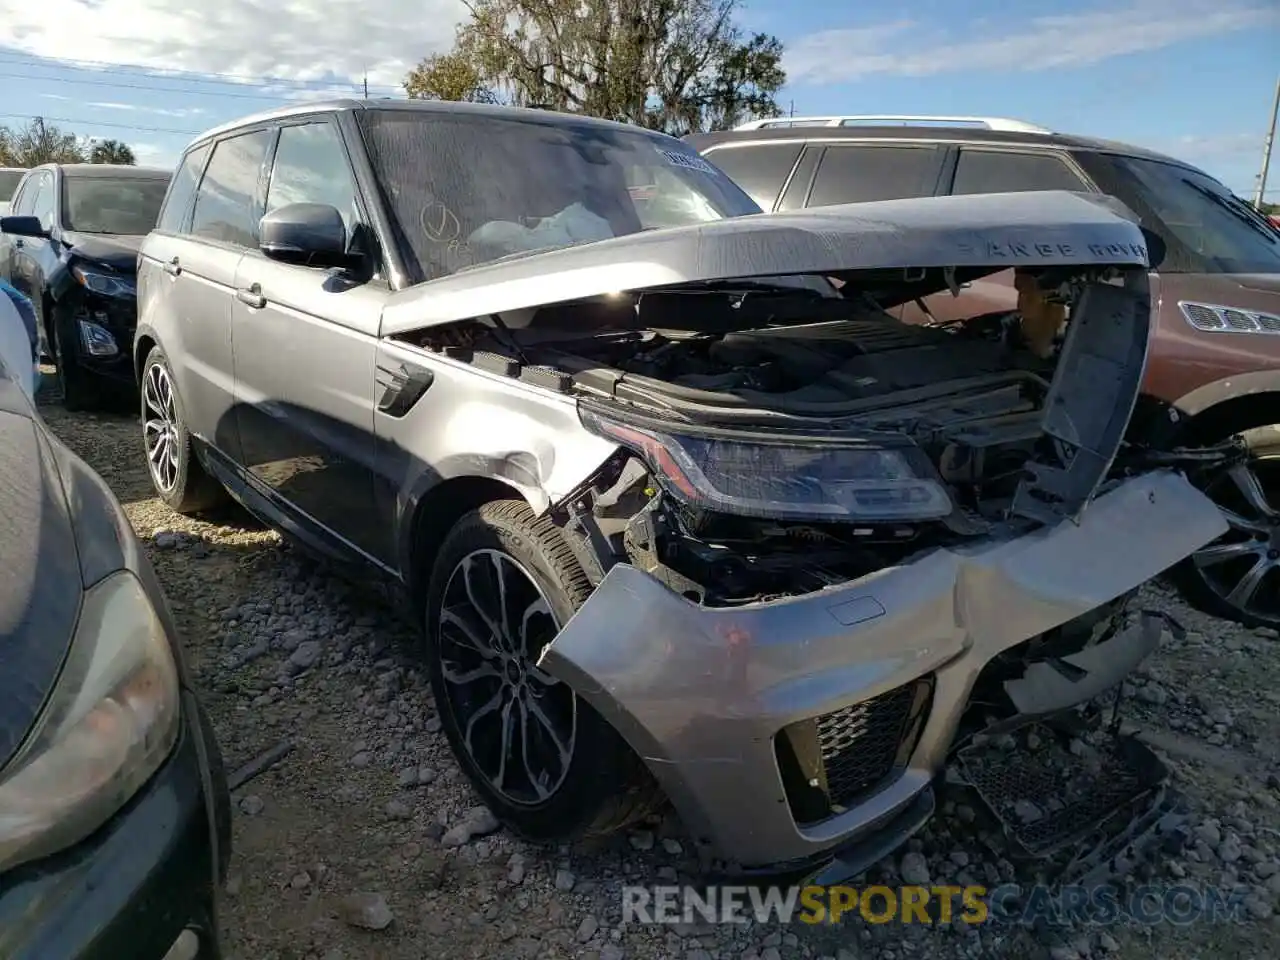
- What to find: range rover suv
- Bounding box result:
[689,115,1280,630]
[134,99,1227,883]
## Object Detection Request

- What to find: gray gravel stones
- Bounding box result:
[39,400,1280,960]
[337,892,394,931]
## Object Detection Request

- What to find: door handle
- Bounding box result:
[164,256,182,276]
[236,284,266,309]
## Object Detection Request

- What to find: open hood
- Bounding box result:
[380,190,1151,337]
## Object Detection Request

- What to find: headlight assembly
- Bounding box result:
[581,407,955,522]
[71,264,136,299]
[0,571,180,873]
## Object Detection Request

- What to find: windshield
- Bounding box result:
[1078,153,1280,275]
[61,176,171,234]
[0,171,23,202]
[354,108,761,284]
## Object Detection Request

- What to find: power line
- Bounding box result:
[0,50,402,93]
[0,68,350,102]
[0,111,204,136]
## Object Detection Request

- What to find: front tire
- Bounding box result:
[423,499,660,841]
[140,346,226,514]
[1174,422,1280,631]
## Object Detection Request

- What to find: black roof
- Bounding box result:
[684,125,1196,169]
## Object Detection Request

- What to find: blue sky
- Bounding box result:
[0,0,1276,199]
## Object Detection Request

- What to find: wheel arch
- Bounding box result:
[403,474,529,615]
[133,325,160,384]
[1172,389,1280,446]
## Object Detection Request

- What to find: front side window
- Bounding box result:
[265,121,360,237]
[157,144,210,235]
[190,130,272,248]
[1077,153,1280,275]
[29,174,54,229]
[355,109,760,284]
[951,149,1088,195]
[8,177,34,215]
[62,176,171,234]
[807,145,942,207]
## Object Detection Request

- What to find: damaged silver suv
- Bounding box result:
[136,100,1229,882]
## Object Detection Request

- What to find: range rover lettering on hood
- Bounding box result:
[380,190,1151,336]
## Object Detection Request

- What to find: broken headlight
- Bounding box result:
[581,407,954,522]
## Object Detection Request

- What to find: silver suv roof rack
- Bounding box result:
[733,114,1052,134]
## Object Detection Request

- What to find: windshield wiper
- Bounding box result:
[1182,178,1278,245]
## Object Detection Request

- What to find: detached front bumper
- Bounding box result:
[540,470,1226,876]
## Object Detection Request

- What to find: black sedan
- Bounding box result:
[0,163,170,410]
[0,291,229,959]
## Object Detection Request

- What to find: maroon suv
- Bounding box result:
[688,117,1280,629]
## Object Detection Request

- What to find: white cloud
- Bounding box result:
[787,0,1279,84]
[0,0,464,89]
[42,93,205,117]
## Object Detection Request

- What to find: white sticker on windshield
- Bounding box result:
[658,149,718,175]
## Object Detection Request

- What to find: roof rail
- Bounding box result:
[733,115,1053,134]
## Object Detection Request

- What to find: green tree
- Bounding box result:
[89,139,136,164]
[404,51,499,102]
[0,117,87,166]
[407,0,785,134]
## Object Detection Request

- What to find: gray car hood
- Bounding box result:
[380,190,1151,337]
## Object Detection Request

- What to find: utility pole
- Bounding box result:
[1253,74,1279,210]
[363,71,369,98]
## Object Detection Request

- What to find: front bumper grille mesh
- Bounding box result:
[776,678,933,825]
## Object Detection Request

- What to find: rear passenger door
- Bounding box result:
[141,130,272,460]
[919,148,1094,324]
[231,117,390,566]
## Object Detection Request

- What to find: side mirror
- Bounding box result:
[259,203,351,268]
[0,216,50,239]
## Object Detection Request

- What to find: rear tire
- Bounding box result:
[140,345,227,514]
[423,499,662,841]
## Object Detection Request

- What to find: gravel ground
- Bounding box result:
[38,387,1280,960]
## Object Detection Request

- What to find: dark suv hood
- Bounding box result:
[0,378,81,770]
[60,231,143,272]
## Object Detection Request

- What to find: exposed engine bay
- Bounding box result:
[405,266,1160,606]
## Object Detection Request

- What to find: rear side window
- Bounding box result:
[0,170,22,202]
[265,122,360,236]
[807,145,942,207]
[158,144,210,234]
[704,144,802,211]
[952,150,1087,195]
[190,130,271,248]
